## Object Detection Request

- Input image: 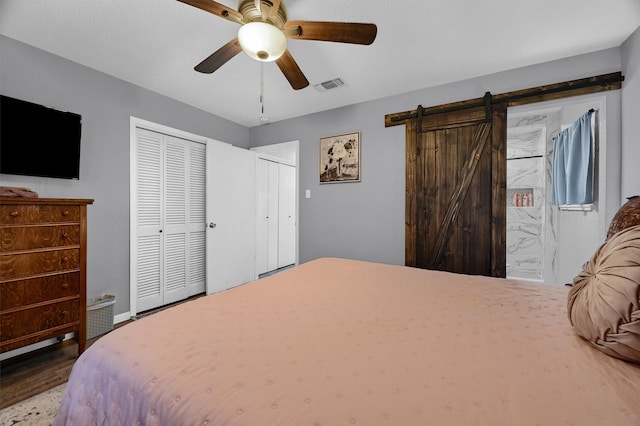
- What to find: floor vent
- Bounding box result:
[314,78,345,92]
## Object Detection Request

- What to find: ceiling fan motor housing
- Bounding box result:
[238,0,288,27]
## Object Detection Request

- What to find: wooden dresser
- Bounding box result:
[0,197,93,355]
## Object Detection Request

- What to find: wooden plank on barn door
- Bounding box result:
[407,101,506,277]
[405,120,418,267]
[490,104,507,277]
[427,122,492,270]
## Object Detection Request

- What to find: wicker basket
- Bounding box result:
[87,294,115,339]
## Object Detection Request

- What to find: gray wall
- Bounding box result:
[2,30,637,317]
[622,25,640,199]
[250,47,630,268]
[0,36,249,316]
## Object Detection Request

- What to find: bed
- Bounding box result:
[55,257,640,425]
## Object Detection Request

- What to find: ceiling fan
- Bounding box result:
[177,0,378,90]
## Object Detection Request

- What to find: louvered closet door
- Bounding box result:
[136,129,164,312]
[163,136,190,305]
[187,142,206,297]
[135,129,205,312]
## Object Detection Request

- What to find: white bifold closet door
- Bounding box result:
[277,163,296,268]
[256,158,296,275]
[135,128,206,313]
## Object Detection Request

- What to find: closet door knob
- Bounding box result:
[209,222,216,229]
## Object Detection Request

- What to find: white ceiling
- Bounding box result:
[1,0,639,127]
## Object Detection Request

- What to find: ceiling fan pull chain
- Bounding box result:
[260,61,265,116]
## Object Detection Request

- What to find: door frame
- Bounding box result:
[129,117,210,318]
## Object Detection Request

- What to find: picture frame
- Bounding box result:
[319,131,361,183]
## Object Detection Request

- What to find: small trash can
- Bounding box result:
[87,294,116,339]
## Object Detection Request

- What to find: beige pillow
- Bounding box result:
[568,224,640,363]
[606,196,640,240]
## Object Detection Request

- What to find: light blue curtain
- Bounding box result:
[552,110,594,206]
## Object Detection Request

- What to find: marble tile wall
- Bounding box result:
[506,110,561,283]
[506,125,545,280]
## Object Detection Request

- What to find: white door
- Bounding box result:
[278,163,296,268]
[251,141,299,274]
[187,141,207,297]
[163,136,189,305]
[206,140,256,294]
[266,161,280,271]
[256,158,297,275]
[256,158,272,275]
[134,129,206,312]
[134,129,164,312]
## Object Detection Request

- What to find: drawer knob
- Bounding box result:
[62,256,69,262]
[61,311,68,317]
[62,210,70,216]
[10,211,19,217]
[62,232,70,239]
[62,282,70,289]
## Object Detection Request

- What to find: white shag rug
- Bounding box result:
[0,383,66,426]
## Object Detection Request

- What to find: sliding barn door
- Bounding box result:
[406,101,507,277]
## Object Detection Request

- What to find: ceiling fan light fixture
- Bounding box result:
[238,22,287,62]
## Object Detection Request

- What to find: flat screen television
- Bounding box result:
[0,95,82,180]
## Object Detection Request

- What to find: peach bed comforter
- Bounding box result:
[55,258,640,425]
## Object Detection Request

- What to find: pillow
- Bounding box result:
[606,195,640,240]
[568,224,640,363]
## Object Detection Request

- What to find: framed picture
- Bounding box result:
[319,131,361,183]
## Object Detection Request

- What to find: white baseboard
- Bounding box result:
[114,311,131,324]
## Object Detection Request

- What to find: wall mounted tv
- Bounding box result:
[1,95,82,180]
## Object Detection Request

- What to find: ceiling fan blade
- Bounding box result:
[275,50,309,90]
[194,38,242,74]
[177,0,243,24]
[284,21,377,45]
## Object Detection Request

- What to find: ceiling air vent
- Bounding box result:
[314,78,345,92]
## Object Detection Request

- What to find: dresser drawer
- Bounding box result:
[0,272,80,311]
[1,299,79,341]
[1,225,80,251]
[0,248,80,280]
[0,205,80,225]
